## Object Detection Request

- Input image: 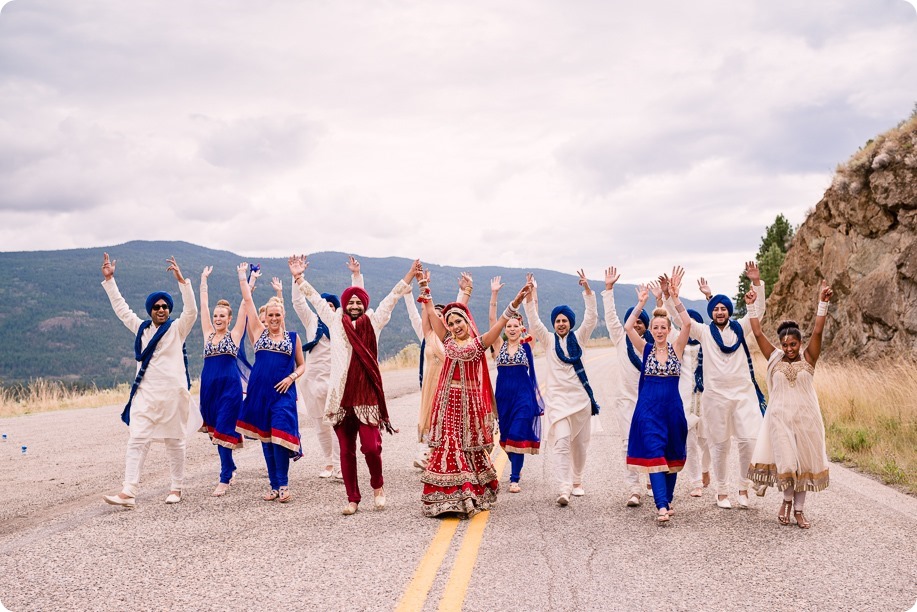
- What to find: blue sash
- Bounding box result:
[122,319,190,426]
[709,321,766,415]
[554,332,600,415]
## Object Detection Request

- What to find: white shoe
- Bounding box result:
[556,494,570,506]
[626,493,642,507]
[646,484,654,498]
[373,489,386,510]
[716,496,732,509]
[412,458,428,470]
[318,467,334,478]
[737,492,749,509]
[103,494,135,508]
[571,487,585,497]
[332,468,343,480]
[165,492,182,504]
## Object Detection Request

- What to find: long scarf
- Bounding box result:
[626,330,653,370]
[340,313,396,434]
[302,318,330,353]
[418,338,426,389]
[554,332,601,415]
[522,342,545,417]
[122,319,189,426]
[709,321,767,415]
[688,337,704,393]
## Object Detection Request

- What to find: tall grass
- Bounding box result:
[380,343,420,371]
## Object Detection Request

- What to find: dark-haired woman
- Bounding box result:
[199,266,248,496]
[744,281,833,529]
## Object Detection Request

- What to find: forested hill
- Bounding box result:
[0,241,707,387]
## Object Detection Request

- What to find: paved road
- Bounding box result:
[1,348,915,611]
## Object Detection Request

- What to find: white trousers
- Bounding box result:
[711,438,754,495]
[552,416,591,496]
[312,416,339,465]
[122,437,186,497]
[683,429,711,488]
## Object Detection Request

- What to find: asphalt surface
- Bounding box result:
[0,348,915,612]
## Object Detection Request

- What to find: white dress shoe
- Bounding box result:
[571,487,585,497]
[737,492,749,509]
[165,493,182,504]
[556,494,570,506]
[103,494,136,508]
[716,496,732,509]
[318,468,334,478]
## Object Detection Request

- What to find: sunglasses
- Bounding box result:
[151,304,171,311]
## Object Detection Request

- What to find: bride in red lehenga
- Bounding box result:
[417,273,531,518]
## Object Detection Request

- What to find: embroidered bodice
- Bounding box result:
[203,332,238,358]
[445,336,486,363]
[644,342,681,377]
[773,358,814,387]
[496,342,529,367]
[253,329,293,355]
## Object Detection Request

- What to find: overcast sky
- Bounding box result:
[1,0,915,297]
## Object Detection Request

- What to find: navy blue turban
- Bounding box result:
[687,309,704,324]
[551,305,576,328]
[322,293,341,309]
[707,294,734,318]
[625,306,649,327]
[145,291,174,316]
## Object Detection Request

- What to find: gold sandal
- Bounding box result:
[778,500,792,525]
[794,510,810,529]
[263,489,280,502]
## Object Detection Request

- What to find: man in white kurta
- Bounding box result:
[674,270,765,509]
[291,269,362,479]
[602,281,650,505]
[524,283,598,506]
[100,253,197,508]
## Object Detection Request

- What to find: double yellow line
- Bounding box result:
[395,450,509,612]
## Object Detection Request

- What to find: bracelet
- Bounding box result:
[502,304,519,319]
[462,287,473,296]
[418,280,429,288]
[817,301,829,317]
[293,275,303,282]
[746,303,759,318]
[289,372,298,381]
[675,303,686,313]
[417,287,432,304]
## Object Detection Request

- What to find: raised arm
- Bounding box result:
[624,285,650,354]
[804,281,832,366]
[522,273,551,345]
[481,283,531,348]
[271,277,284,302]
[369,260,419,332]
[744,286,774,360]
[574,269,598,342]
[289,254,337,325]
[601,266,626,345]
[100,252,144,334]
[420,269,449,341]
[238,262,266,340]
[488,276,505,347]
[165,257,197,339]
[200,266,214,338]
[347,255,365,289]
[458,272,473,305]
[667,270,692,358]
[740,261,767,335]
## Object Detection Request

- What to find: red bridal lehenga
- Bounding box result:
[421,336,499,518]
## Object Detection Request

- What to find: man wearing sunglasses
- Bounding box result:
[100,252,198,508]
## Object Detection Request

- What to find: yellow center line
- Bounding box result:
[394,517,461,612]
[436,450,509,612]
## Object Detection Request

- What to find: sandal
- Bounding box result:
[212,483,231,497]
[656,509,670,524]
[278,487,292,503]
[793,510,810,529]
[342,502,359,516]
[626,494,642,507]
[778,499,792,525]
[508,483,521,493]
[263,489,280,502]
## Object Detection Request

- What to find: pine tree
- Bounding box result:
[734,214,795,317]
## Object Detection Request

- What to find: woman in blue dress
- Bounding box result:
[199,266,248,497]
[489,276,543,492]
[235,263,305,504]
[623,272,693,523]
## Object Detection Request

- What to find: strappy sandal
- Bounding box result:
[794,509,810,529]
[278,487,292,503]
[263,489,280,502]
[778,499,792,525]
[656,509,670,524]
[212,483,231,497]
[508,483,521,493]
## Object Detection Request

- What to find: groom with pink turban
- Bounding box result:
[290,255,420,515]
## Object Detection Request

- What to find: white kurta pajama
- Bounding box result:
[676,341,710,489]
[102,278,198,496]
[602,289,646,496]
[291,273,363,468]
[676,282,766,496]
[524,292,598,497]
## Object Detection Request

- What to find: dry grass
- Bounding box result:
[0,379,202,418]
[380,343,420,371]
[753,356,917,495]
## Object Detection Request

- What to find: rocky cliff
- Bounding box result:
[768,116,917,358]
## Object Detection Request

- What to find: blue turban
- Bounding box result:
[624,306,649,327]
[707,294,734,318]
[687,309,704,324]
[321,293,340,309]
[551,305,576,328]
[145,291,174,316]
